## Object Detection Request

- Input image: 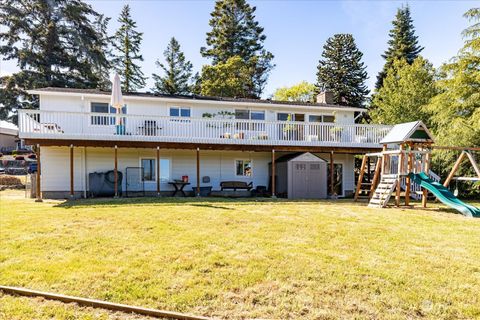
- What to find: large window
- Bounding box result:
[141,158,171,182]
[90,102,126,125]
[235,160,252,177]
[308,115,335,123]
[278,113,304,121]
[235,110,265,121]
[235,110,265,131]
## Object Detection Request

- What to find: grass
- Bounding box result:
[1,190,479,319]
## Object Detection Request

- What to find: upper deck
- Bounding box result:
[18,109,391,150]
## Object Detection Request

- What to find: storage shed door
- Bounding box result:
[291,161,326,199]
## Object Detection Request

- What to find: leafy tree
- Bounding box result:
[200,0,274,98]
[111,4,146,92]
[376,5,423,89]
[0,0,110,121]
[316,34,369,108]
[370,57,436,124]
[152,37,193,95]
[200,56,253,97]
[273,81,316,102]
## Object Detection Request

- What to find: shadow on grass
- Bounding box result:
[53,196,348,209]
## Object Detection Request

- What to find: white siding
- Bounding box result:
[39,94,357,124]
[40,147,271,194]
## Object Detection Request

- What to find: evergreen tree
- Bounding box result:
[200,56,253,98]
[152,37,193,95]
[376,5,423,89]
[200,0,274,98]
[316,34,369,108]
[111,4,146,92]
[370,57,436,124]
[0,0,110,121]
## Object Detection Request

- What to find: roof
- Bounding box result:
[380,121,435,145]
[0,120,18,136]
[275,152,326,163]
[28,87,365,111]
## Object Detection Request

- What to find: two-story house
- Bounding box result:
[19,87,391,199]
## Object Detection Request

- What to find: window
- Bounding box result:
[91,102,126,125]
[235,160,252,177]
[170,107,191,117]
[141,159,155,182]
[235,110,265,130]
[278,113,304,121]
[308,115,335,123]
[235,110,265,121]
[327,163,343,196]
[140,158,171,182]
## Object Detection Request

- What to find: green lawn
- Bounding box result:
[1,190,479,320]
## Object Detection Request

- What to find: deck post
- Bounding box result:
[35,144,42,202]
[271,149,276,198]
[156,146,160,196]
[395,144,404,207]
[422,149,431,208]
[70,144,74,199]
[114,145,118,198]
[329,151,335,197]
[196,147,200,197]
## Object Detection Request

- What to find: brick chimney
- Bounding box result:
[316,91,334,104]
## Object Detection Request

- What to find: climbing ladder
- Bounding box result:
[368,174,398,208]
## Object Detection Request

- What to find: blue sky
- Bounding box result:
[0,0,476,97]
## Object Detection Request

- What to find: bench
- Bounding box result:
[220,181,253,191]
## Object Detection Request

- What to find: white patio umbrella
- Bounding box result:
[110,73,125,129]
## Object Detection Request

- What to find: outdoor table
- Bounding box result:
[168,181,190,197]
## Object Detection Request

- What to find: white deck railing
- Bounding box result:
[18,110,392,148]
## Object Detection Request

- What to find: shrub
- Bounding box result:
[0,175,23,186]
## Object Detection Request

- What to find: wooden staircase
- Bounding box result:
[368,174,398,208]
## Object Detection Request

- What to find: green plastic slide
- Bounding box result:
[409,172,480,218]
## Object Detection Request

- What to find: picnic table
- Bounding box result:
[168,181,190,197]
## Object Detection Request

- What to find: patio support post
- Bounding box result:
[156,146,160,196]
[70,144,74,199]
[196,147,200,197]
[35,144,42,202]
[114,145,118,198]
[330,151,335,197]
[422,149,431,208]
[271,149,276,198]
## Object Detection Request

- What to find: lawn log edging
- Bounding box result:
[0,285,211,320]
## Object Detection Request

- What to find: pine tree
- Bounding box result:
[200,0,274,98]
[370,57,436,125]
[0,0,110,121]
[111,4,146,92]
[376,5,423,89]
[152,37,193,95]
[316,34,369,108]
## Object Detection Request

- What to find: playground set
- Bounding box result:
[354,121,480,218]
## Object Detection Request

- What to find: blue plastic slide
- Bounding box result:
[409,172,480,218]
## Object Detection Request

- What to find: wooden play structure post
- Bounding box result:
[422,149,431,208]
[405,143,413,206]
[395,144,404,207]
[354,155,368,201]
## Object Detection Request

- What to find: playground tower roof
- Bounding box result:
[380,121,435,145]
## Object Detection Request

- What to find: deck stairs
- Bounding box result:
[368,174,398,208]
[355,160,378,200]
